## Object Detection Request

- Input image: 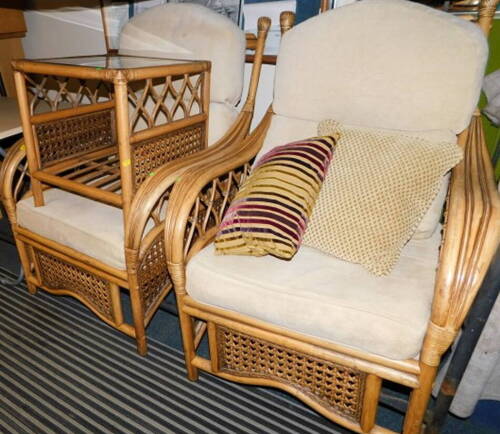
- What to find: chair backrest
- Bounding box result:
[273,0,488,134]
[119,3,246,107]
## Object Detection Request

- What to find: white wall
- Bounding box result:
[22,1,106,58]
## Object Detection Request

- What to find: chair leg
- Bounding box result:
[15,238,37,294]
[177,300,199,381]
[129,287,148,356]
[26,281,37,294]
[135,331,147,356]
[403,363,438,434]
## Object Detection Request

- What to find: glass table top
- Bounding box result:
[24,55,199,70]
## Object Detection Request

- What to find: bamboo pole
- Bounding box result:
[13,71,44,206]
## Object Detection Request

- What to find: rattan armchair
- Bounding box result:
[163,1,500,433]
[0,8,274,356]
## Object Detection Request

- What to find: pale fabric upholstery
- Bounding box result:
[119,3,246,107]
[208,102,239,145]
[302,122,462,275]
[17,189,126,270]
[269,0,487,239]
[273,0,487,133]
[187,227,442,360]
[260,114,455,239]
[259,115,457,157]
[413,172,451,239]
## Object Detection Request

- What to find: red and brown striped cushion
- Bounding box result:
[215,136,338,259]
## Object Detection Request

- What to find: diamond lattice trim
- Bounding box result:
[128,74,203,132]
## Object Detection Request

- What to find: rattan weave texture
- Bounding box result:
[128,74,203,132]
[217,326,366,421]
[36,250,113,320]
[132,123,205,189]
[36,110,115,167]
[137,233,172,316]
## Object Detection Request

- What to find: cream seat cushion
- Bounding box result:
[17,189,125,270]
[187,228,442,360]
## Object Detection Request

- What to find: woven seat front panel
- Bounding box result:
[217,326,366,422]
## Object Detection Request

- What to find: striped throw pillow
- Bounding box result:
[215,136,338,259]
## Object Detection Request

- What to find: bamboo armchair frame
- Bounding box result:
[0,17,272,356]
[162,4,500,433]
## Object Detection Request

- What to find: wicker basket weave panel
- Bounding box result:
[132,122,205,189]
[137,233,172,315]
[216,326,366,421]
[35,109,115,167]
[35,250,113,320]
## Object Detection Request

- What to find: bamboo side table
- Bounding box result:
[11,54,211,227]
[5,54,211,354]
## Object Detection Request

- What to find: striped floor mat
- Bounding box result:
[0,276,344,434]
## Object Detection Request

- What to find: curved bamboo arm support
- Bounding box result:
[125,109,254,252]
[421,114,500,366]
[419,0,500,368]
[126,19,272,251]
[241,17,271,112]
[124,110,257,324]
[0,139,28,224]
[163,109,273,295]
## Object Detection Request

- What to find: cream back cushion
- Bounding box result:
[120,3,246,106]
[259,114,455,239]
[273,0,487,134]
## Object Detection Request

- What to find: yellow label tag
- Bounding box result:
[20,145,26,151]
[122,159,131,167]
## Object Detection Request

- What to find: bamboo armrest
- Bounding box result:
[422,114,500,365]
[163,110,272,267]
[126,19,273,250]
[0,139,27,221]
[125,108,260,250]
[240,17,271,113]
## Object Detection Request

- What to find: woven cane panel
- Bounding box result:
[217,326,365,421]
[132,123,205,189]
[137,233,172,315]
[36,250,113,320]
[35,109,115,167]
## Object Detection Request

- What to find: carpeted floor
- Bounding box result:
[0,227,499,433]
[0,272,349,434]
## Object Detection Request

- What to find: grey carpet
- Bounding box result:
[0,272,344,434]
